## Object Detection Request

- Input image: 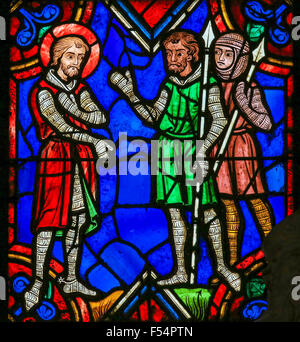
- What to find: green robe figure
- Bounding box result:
[110,30,241,292]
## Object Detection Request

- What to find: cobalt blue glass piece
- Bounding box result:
[135,51,166,101]
[87,263,121,293]
[17,195,33,244]
[26,126,40,156]
[172,0,190,16]
[18,131,32,159]
[18,162,36,193]
[103,27,125,67]
[13,276,30,294]
[123,286,147,314]
[115,208,169,254]
[256,124,284,158]
[240,201,262,258]
[36,301,56,321]
[197,238,213,285]
[244,1,290,45]
[80,243,99,278]
[264,89,285,124]
[268,196,285,225]
[109,99,156,142]
[148,243,173,276]
[123,294,139,314]
[180,0,208,32]
[85,215,118,255]
[118,172,151,205]
[52,241,64,263]
[245,1,273,22]
[128,52,151,68]
[255,72,284,88]
[14,307,23,316]
[99,173,118,214]
[91,1,111,44]
[17,5,60,47]
[100,242,145,285]
[265,163,285,193]
[87,59,120,111]
[120,53,130,68]
[125,37,142,53]
[19,79,37,132]
[243,300,268,320]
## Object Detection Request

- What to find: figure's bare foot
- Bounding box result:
[62,279,97,296]
[24,279,43,312]
[217,265,241,292]
[157,272,188,286]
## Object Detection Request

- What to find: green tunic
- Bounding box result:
[156,76,217,207]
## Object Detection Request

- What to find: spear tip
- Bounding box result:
[202,20,215,48]
[252,36,266,63]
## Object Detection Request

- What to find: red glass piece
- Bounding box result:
[213,284,227,307]
[10,17,20,37]
[143,0,176,28]
[151,299,169,322]
[128,0,154,14]
[10,47,22,63]
[139,300,149,321]
[76,297,90,322]
[23,45,39,59]
[61,0,75,22]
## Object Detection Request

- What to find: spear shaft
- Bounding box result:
[190,21,215,285]
[190,33,266,286]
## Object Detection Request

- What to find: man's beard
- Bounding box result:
[168,60,187,75]
[61,64,79,79]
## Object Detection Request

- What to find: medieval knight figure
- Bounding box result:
[211,33,274,267]
[110,30,241,292]
[24,35,110,311]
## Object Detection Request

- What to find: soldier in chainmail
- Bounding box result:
[110,30,241,292]
[24,36,111,311]
[211,33,274,268]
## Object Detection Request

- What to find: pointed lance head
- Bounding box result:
[202,21,215,50]
[252,37,266,64]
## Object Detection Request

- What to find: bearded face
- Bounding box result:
[165,40,193,77]
[58,44,86,81]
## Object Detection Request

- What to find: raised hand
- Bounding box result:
[110,69,138,103]
[192,159,209,182]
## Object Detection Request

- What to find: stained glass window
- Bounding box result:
[7,0,296,323]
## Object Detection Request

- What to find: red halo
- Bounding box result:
[40,23,100,79]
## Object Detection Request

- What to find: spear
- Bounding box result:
[213,37,266,174]
[190,21,215,285]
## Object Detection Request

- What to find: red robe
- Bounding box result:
[211,82,266,197]
[30,79,97,231]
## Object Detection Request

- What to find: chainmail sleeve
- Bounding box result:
[57,90,107,126]
[38,89,97,145]
[236,85,273,131]
[248,87,272,131]
[133,88,169,123]
[204,85,228,152]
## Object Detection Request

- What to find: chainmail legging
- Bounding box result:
[222,198,273,265]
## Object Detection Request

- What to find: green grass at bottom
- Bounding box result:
[174,287,213,321]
